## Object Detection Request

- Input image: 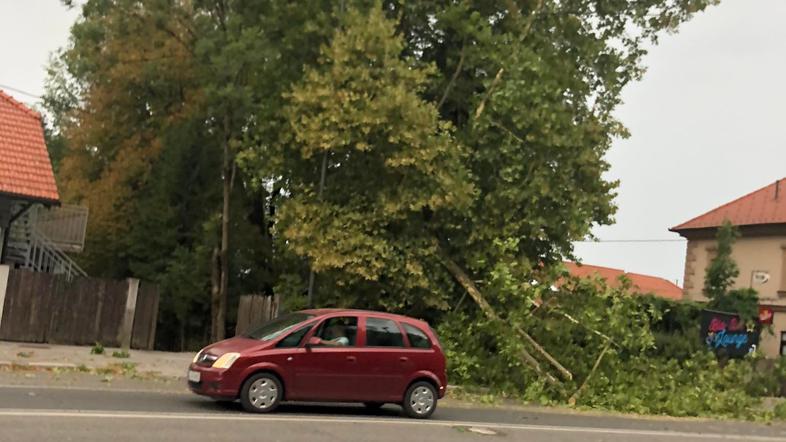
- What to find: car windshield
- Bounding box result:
[245,313,314,341]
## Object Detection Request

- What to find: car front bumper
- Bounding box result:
[187,363,238,399]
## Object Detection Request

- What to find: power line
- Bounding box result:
[0,84,41,100]
[576,239,686,243]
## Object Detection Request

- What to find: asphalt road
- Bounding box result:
[0,383,785,441]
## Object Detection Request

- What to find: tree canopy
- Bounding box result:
[47,0,716,357]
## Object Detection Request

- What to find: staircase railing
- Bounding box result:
[32,204,89,253]
[25,229,88,281]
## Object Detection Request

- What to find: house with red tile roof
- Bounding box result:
[671,178,786,357]
[0,90,87,279]
[564,261,683,300]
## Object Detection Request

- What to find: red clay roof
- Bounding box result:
[671,179,786,231]
[564,262,683,300]
[0,90,59,203]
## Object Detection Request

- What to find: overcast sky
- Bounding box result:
[1,0,784,285]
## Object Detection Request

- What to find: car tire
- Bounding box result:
[240,372,283,413]
[363,402,384,410]
[402,381,438,419]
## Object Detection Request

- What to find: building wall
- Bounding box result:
[760,312,786,357]
[682,235,786,304]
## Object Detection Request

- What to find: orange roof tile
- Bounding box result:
[564,261,683,300]
[671,179,786,231]
[0,90,59,203]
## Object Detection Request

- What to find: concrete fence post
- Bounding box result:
[118,278,139,351]
[0,265,9,332]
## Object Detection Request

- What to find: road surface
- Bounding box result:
[0,382,784,441]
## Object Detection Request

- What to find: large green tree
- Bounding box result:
[45,0,333,348]
[47,0,717,362]
[240,0,717,383]
[245,3,474,313]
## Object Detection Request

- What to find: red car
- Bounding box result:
[188,309,447,419]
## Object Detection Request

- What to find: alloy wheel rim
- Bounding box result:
[410,386,434,415]
[249,378,277,409]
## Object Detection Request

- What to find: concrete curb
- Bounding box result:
[0,360,78,369]
[28,362,78,369]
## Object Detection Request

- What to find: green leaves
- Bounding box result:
[262,3,473,310]
[703,221,759,324]
[704,220,741,299]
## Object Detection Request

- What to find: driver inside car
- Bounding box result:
[322,325,349,346]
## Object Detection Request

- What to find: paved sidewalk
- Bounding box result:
[0,341,194,378]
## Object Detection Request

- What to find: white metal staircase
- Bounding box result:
[4,204,88,280]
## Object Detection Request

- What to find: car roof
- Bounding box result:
[299,308,429,325]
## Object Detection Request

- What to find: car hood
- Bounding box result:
[204,336,268,356]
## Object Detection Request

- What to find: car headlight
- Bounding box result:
[192,350,203,364]
[212,352,241,369]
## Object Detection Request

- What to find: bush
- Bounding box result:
[90,342,104,355]
[774,401,786,420]
[438,284,774,419]
[578,352,761,419]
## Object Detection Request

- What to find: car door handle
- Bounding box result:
[346,356,357,362]
[287,356,294,362]
[399,357,409,363]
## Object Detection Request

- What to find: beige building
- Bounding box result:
[671,178,786,357]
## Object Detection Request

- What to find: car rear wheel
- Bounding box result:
[402,381,437,419]
[240,373,283,413]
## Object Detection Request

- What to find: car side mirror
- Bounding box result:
[305,336,322,348]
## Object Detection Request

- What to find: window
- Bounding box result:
[365,318,404,347]
[245,313,314,341]
[781,332,786,356]
[315,317,358,346]
[276,324,313,348]
[403,323,431,349]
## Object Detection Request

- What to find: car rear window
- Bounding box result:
[365,317,404,347]
[402,323,431,349]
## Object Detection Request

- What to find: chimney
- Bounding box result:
[777,179,781,200]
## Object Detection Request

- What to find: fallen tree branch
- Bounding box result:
[439,249,572,384]
[568,343,611,406]
[513,323,573,381]
[547,307,621,349]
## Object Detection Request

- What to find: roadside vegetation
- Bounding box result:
[43,0,786,421]
[440,222,777,420]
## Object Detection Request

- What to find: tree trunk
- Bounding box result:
[439,250,568,385]
[211,114,235,342]
[306,150,329,307]
[210,246,221,341]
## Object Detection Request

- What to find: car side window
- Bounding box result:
[365,317,404,347]
[314,317,358,346]
[402,323,431,349]
[276,324,313,348]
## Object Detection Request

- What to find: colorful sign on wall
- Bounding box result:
[758,306,774,325]
[700,309,760,358]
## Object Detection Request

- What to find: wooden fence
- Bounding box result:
[235,294,280,336]
[0,268,159,349]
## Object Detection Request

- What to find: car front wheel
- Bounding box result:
[240,373,283,413]
[402,381,437,419]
